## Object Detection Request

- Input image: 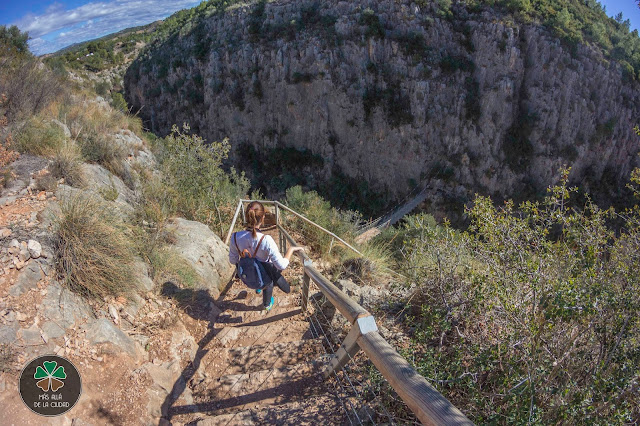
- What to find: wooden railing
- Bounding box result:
[225,199,473,426]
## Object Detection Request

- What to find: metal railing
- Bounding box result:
[225,199,473,425]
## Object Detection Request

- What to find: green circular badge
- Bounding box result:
[19,355,82,416]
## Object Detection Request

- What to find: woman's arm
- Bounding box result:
[284,246,305,261]
[264,235,304,270]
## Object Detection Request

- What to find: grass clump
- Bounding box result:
[148,247,200,289]
[53,192,136,298]
[77,131,129,180]
[283,185,360,254]
[15,118,66,156]
[49,142,85,187]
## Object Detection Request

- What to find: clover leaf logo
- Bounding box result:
[34,361,66,392]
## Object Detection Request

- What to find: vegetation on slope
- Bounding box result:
[367,167,640,423]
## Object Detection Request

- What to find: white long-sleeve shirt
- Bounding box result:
[228,230,290,271]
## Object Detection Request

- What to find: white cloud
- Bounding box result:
[13,0,202,55]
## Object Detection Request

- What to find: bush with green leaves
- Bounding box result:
[153,124,249,236]
[15,118,66,156]
[283,185,360,254]
[397,168,640,423]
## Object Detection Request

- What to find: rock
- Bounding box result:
[0,323,18,344]
[51,119,71,138]
[9,263,43,296]
[0,228,11,238]
[123,292,145,319]
[41,321,66,339]
[18,324,44,346]
[39,281,92,330]
[335,279,382,310]
[84,318,139,359]
[143,360,181,393]
[164,218,235,298]
[133,259,155,292]
[27,240,42,259]
[108,305,119,324]
[81,163,136,206]
[19,247,31,262]
[9,239,19,248]
[15,312,27,322]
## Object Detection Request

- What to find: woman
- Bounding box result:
[229,201,304,311]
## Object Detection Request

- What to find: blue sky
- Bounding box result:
[0,0,202,55]
[1,0,640,56]
[599,0,640,31]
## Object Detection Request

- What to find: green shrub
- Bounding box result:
[78,132,127,171]
[15,118,66,156]
[94,80,110,97]
[111,92,128,112]
[99,178,119,201]
[359,8,385,39]
[284,185,359,254]
[153,124,249,236]
[53,192,137,298]
[396,169,640,423]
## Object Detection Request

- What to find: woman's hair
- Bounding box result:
[245,201,265,238]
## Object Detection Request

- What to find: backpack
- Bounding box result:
[234,232,273,290]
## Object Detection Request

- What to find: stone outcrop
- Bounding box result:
[126,0,640,217]
[164,217,235,298]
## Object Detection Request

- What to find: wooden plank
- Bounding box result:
[357,331,474,426]
[304,265,369,324]
[301,271,310,313]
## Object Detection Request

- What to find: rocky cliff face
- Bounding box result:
[125,0,640,216]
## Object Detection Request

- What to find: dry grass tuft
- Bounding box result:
[49,142,85,187]
[53,192,136,298]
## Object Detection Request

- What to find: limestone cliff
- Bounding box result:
[125,0,640,217]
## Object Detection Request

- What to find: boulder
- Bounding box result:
[335,279,382,311]
[133,259,155,292]
[9,262,43,297]
[81,164,136,206]
[0,323,18,344]
[51,119,71,138]
[84,318,139,359]
[41,321,66,339]
[18,324,44,346]
[56,184,134,219]
[39,281,93,330]
[27,240,42,259]
[164,218,235,299]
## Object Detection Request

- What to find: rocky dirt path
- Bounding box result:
[164,227,346,425]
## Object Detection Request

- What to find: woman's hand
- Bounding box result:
[284,246,305,261]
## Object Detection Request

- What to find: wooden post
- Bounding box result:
[324,316,378,378]
[275,204,281,250]
[301,270,310,313]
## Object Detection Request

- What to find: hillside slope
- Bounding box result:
[125,0,640,217]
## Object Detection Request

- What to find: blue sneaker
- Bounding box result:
[256,288,262,294]
[264,297,275,312]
